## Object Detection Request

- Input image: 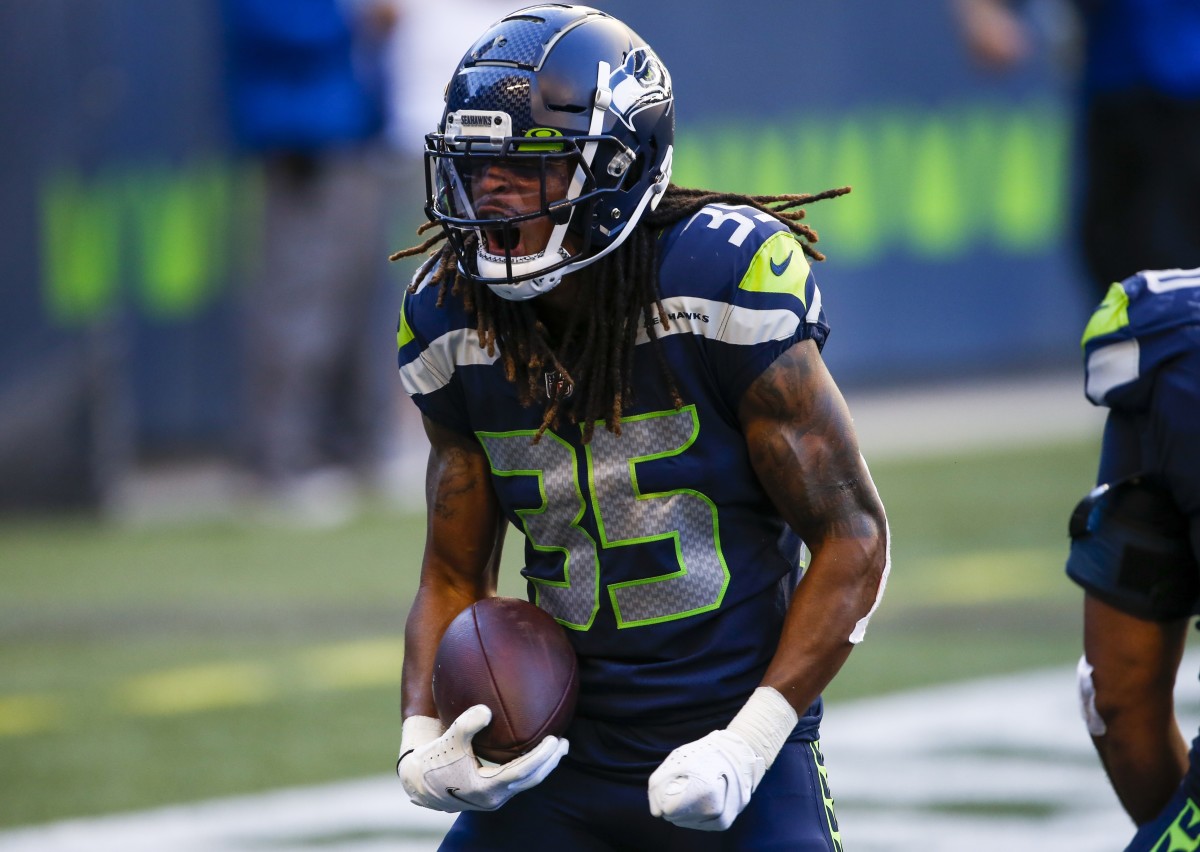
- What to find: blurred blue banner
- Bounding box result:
[0,0,1093,507]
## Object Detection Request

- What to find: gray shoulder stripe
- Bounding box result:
[1084,338,1139,405]
[400,327,498,396]
[805,287,823,324]
[634,297,801,346]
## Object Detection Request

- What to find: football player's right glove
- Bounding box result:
[648,686,797,831]
[397,705,568,812]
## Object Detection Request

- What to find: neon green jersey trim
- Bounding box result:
[810,741,845,851]
[1080,281,1130,350]
[396,289,415,350]
[1149,796,1200,851]
[738,231,810,304]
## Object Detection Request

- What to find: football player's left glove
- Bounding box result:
[648,687,797,831]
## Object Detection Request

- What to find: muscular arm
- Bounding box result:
[401,415,507,720]
[1084,594,1189,825]
[738,339,889,715]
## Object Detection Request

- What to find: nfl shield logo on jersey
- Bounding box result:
[544,371,573,400]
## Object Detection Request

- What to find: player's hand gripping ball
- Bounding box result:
[433,597,579,763]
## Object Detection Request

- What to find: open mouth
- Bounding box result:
[481,224,523,257]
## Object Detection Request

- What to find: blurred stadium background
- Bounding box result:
[2,0,1188,848]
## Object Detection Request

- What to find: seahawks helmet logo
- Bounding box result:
[608,47,672,131]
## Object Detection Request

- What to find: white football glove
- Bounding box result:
[648,687,798,831]
[397,705,568,813]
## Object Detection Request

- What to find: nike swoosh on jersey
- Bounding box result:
[770,252,793,276]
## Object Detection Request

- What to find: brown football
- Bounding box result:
[432,597,579,763]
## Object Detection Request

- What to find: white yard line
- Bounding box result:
[0,777,454,852]
[5,654,1196,852]
[823,656,1200,851]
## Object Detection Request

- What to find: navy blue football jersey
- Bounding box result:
[398,204,830,774]
[1082,267,1200,411]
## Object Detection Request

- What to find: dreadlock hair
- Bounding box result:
[389,183,849,443]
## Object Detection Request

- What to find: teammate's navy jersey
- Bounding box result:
[398,204,830,774]
[1082,267,1200,411]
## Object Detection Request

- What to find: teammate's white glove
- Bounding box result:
[648,687,798,831]
[397,705,568,812]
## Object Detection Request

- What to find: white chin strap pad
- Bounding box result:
[1077,655,1108,736]
[479,248,570,301]
[485,270,563,301]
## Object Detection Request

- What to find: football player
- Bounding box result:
[392,5,890,849]
[1067,268,1200,851]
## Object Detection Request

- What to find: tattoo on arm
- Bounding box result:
[430,442,486,521]
[421,415,505,594]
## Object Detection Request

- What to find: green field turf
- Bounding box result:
[0,436,1100,829]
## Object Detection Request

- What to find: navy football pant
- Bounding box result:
[438,740,843,851]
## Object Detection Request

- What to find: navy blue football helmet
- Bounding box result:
[424,4,675,300]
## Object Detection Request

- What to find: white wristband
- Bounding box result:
[726,686,798,770]
[398,715,445,768]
